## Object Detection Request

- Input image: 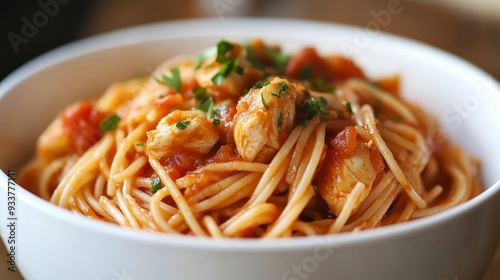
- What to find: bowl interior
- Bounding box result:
[1,18,500,233]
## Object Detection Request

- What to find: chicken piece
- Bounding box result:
[126,55,197,124]
[37,118,71,161]
[232,77,296,163]
[96,77,146,114]
[315,126,385,216]
[146,110,219,159]
[38,101,108,160]
[195,41,263,100]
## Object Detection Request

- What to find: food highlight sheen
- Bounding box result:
[18,39,481,238]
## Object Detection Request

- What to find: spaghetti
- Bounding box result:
[18,39,481,238]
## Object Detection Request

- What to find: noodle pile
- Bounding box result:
[18,39,481,238]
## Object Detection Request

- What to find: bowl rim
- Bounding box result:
[1,17,500,251]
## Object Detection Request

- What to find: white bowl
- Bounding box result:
[1,18,500,280]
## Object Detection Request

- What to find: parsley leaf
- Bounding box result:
[176,120,190,130]
[216,40,235,63]
[212,59,241,85]
[252,80,270,89]
[234,58,244,75]
[213,119,221,125]
[196,97,215,119]
[211,40,243,85]
[312,184,318,193]
[151,177,162,194]
[299,67,312,80]
[302,119,310,127]
[161,68,181,92]
[100,114,121,133]
[193,87,207,100]
[212,72,225,85]
[314,77,325,89]
[261,93,269,110]
[345,102,353,113]
[245,45,264,69]
[264,47,290,74]
[278,113,283,128]
[301,98,329,118]
[271,82,289,98]
[194,46,216,70]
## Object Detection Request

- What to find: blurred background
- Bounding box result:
[1,0,499,279]
[1,0,499,81]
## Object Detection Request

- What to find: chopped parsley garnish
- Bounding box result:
[213,119,221,125]
[160,68,181,92]
[216,40,235,63]
[196,97,215,119]
[209,40,244,85]
[245,45,264,69]
[212,61,233,85]
[314,77,325,89]
[135,142,144,147]
[194,46,216,69]
[212,72,225,86]
[345,102,353,114]
[252,80,270,89]
[271,82,289,98]
[299,67,312,80]
[261,93,269,110]
[211,59,243,85]
[278,113,283,128]
[176,120,190,130]
[100,114,121,133]
[312,184,318,193]
[194,56,203,70]
[264,47,290,74]
[193,87,207,100]
[151,177,162,194]
[394,115,404,121]
[301,98,329,118]
[234,58,244,75]
[301,119,310,127]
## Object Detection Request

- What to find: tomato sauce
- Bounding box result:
[60,101,108,155]
[286,47,364,82]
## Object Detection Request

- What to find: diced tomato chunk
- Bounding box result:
[60,101,108,155]
[330,126,358,156]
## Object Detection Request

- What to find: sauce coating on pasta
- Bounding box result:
[18,39,481,238]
